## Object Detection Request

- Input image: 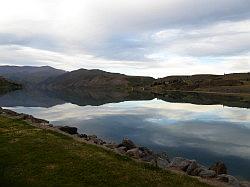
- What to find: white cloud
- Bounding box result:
[150,20,250,57]
[1,44,249,78]
[0,0,250,76]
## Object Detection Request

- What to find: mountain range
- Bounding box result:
[40,68,155,90]
[0,65,66,85]
[0,65,249,95]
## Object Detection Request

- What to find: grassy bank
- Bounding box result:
[0,116,212,187]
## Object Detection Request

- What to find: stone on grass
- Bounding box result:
[126,148,140,158]
[169,157,192,171]
[198,169,216,178]
[118,138,136,150]
[186,160,199,175]
[217,174,240,187]
[155,153,170,169]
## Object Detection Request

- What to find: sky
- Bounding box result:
[0,0,250,78]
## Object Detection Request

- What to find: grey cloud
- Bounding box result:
[0,0,250,75]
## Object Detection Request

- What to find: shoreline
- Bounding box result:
[151,89,250,97]
[0,107,249,187]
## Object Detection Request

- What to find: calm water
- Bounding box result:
[1,89,250,180]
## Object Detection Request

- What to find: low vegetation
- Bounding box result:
[0,116,212,187]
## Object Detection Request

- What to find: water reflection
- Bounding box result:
[1,89,250,180]
[1,88,250,108]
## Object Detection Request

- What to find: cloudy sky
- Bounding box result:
[0,0,250,77]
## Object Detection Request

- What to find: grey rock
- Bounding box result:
[198,169,216,178]
[155,153,170,169]
[209,161,227,175]
[89,138,105,145]
[126,148,140,158]
[186,160,198,175]
[217,174,240,187]
[189,164,208,176]
[138,147,154,157]
[169,157,192,171]
[118,138,136,150]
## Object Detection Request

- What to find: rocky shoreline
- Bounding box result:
[0,107,249,187]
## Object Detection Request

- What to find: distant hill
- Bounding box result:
[41,69,155,91]
[0,76,22,94]
[152,73,250,94]
[0,65,249,96]
[0,66,66,86]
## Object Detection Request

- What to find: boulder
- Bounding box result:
[59,126,78,135]
[169,157,192,171]
[88,137,105,145]
[198,169,216,178]
[209,161,227,175]
[126,148,140,158]
[189,164,207,176]
[118,138,136,150]
[186,160,199,175]
[217,174,240,187]
[138,147,154,157]
[126,146,155,160]
[155,153,170,169]
[138,147,154,160]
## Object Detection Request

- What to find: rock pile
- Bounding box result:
[209,161,227,175]
[167,157,242,186]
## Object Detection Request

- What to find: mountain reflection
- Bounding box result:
[0,88,250,108]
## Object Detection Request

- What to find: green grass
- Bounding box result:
[0,116,212,187]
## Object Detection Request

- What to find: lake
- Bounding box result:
[1,89,250,180]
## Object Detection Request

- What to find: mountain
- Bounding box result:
[0,66,66,86]
[152,73,250,94]
[41,69,155,91]
[0,76,22,94]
